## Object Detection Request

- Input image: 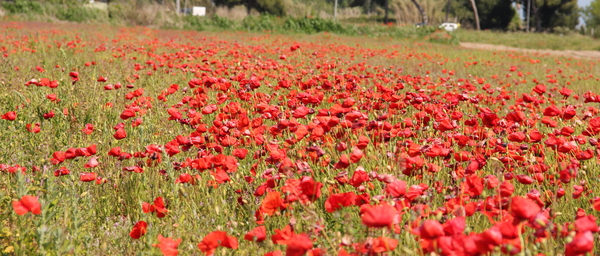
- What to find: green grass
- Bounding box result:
[455,29,600,51]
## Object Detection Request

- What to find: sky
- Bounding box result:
[580,0,593,7]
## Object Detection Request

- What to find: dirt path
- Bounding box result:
[460,42,600,60]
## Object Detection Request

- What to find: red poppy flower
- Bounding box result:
[299,177,323,202]
[129,221,148,239]
[143,197,168,218]
[175,173,195,184]
[593,197,600,212]
[43,110,55,119]
[271,225,294,244]
[499,181,514,197]
[285,234,313,256]
[84,156,99,168]
[233,148,248,159]
[132,118,143,127]
[349,147,364,163]
[46,94,60,102]
[80,172,97,182]
[153,235,181,256]
[369,237,398,254]
[53,166,70,176]
[324,192,360,213]
[260,191,286,216]
[510,196,541,221]
[12,195,41,215]
[565,231,594,256]
[1,111,16,121]
[574,215,599,233]
[120,109,136,120]
[197,231,238,255]
[69,71,79,82]
[26,123,41,133]
[113,128,127,140]
[443,216,466,235]
[385,180,407,198]
[167,108,182,120]
[334,154,350,169]
[412,219,445,239]
[81,123,94,134]
[265,251,283,256]
[244,226,266,242]
[361,203,399,228]
[349,167,369,187]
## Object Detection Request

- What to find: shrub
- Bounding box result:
[241,15,278,32]
[183,15,207,31]
[56,5,107,23]
[283,17,344,34]
[1,0,43,14]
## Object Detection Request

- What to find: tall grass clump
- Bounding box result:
[283,16,345,34]
[241,15,279,32]
[54,5,107,23]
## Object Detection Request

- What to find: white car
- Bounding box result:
[439,23,460,32]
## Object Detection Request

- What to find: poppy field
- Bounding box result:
[2,21,600,256]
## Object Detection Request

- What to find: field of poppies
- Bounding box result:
[1,21,600,256]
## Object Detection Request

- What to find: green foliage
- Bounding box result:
[506,8,522,31]
[213,0,286,15]
[425,28,459,44]
[449,0,515,30]
[583,0,600,27]
[524,0,579,31]
[55,5,107,23]
[256,0,285,16]
[283,16,345,33]
[455,29,600,50]
[183,15,208,30]
[546,0,579,29]
[1,0,43,14]
[241,15,278,31]
[212,15,237,29]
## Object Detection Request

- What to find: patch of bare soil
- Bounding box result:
[460,42,600,60]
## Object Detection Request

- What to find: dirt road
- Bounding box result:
[460,42,600,60]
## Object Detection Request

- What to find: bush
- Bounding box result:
[1,0,43,14]
[425,29,460,45]
[183,15,207,31]
[211,15,236,29]
[56,5,107,23]
[241,15,278,32]
[283,17,345,34]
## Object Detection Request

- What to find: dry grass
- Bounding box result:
[214,5,260,21]
[110,2,182,28]
[392,0,446,24]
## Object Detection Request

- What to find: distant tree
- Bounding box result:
[524,0,579,31]
[407,0,428,24]
[213,0,285,15]
[468,0,479,30]
[583,0,600,27]
[449,0,514,29]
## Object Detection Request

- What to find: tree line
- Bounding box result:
[213,0,582,32]
[0,0,587,32]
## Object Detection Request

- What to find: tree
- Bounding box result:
[449,0,514,30]
[213,0,285,15]
[524,0,579,31]
[468,0,480,30]
[411,0,428,24]
[583,0,600,27]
